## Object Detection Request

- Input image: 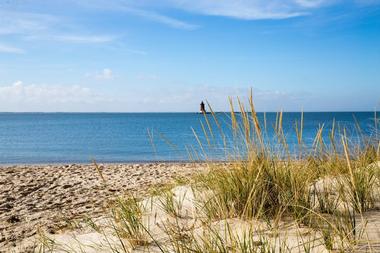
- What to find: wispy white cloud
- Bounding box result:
[59,0,334,28]
[0,0,359,38]
[86,68,115,80]
[71,0,307,22]
[0,81,111,112]
[294,0,331,8]
[52,35,115,43]
[0,9,116,44]
[70,0,347,22]
[0,10,58,35]
[0,43,24,54]
[127,7,199,30]
[26,34,116,43]
[96,68,114,80]
[161,0,346,20]
[67,0,199,29]
[160,0,308,20]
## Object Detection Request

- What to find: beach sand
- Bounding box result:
[2,162,380,252]
[0,163,207,252]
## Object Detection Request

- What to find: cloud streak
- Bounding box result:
[127,0,378,20]
[0,9,116,45]
[70,0,199,29]
[0,10,58,35]
[137,0,337,20]
[85,68,115,80]
[26,34,116,43]
[94,68,114,80]
[52,35,115,43]
[0,43,24,54]
[161,0,309,20]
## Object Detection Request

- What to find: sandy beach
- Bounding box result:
[0,163,207,252]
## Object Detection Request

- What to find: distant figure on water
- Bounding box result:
[200,101,206,114]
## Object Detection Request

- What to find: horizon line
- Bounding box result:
[0,111,378,114]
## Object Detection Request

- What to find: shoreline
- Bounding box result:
[0,161,210,167]
[0,162,208,252]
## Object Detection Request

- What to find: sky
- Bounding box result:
[0,0,379,112]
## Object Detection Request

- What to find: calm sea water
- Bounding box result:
[0,112,377,164]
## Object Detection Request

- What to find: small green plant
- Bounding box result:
[36,228,57,253]
[111,196,150,249]
[321,226,335,251]
[340,135,377,213]
[315,185,339,215]
[158,190,182,218]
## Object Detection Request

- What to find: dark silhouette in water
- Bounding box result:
[200,101,206,114]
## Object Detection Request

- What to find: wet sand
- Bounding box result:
[0,163,207,252]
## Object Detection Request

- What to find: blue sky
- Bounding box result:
[0,0,379,112]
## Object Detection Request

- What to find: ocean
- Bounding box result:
[0,112,377,164]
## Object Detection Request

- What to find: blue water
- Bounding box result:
[0,112,378,164]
